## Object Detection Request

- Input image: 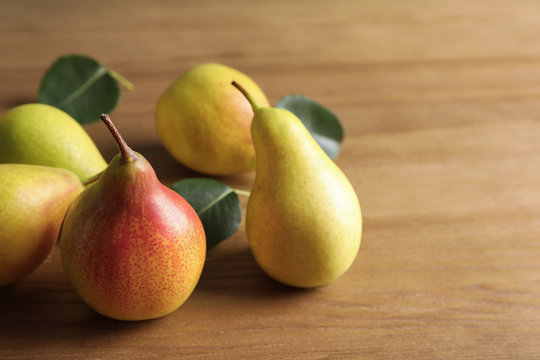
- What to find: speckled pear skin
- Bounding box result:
[60,117,206,321]
[246,107,362,288]
[0,164,82,287]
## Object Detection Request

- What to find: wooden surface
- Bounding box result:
[2,0,540,358]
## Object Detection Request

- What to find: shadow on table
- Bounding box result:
[129,141,257,189]
[1,96,36,109]
[0,257,156,346]
[0,249,313,347]
[197,245,318,300]
[124,142,199,185]
[0,247,316,348]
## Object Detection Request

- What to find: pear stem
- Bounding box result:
[231,81,259,111]
[100,114,136,163]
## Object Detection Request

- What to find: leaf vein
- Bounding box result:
[198,189,233,216]
[57,66,107,108]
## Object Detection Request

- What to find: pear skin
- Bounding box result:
[0,164,82,287]
[60,115,206,321]
[155,63,269,175]
[234,83,362,288]
[0,103,107,181]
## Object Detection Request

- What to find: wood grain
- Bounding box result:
[1,0,540,358]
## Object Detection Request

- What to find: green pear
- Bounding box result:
[0,164,82,287]
[60,114,206,321]
[0,103,107,181]
[233,82,362,288]
[155,63,269,175]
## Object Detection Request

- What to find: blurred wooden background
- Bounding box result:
[1,0,540,358]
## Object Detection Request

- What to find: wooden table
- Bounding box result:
[2,1,540,358]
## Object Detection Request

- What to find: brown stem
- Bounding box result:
[100,114,136,163]
[231,81,260,111]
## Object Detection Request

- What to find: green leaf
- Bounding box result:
[38,54,121,124]
[276,95,344,159]
[171,178,242,249]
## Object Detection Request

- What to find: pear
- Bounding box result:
[0,164,82,287]
[0,103,107,181]
[60,114,206,321]
[233,82,362,288]
[155,63,269,175]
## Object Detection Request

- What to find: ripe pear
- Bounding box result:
[155,63,269,175]
[0,103,107,181]
[0,164,82,287]
[233,82,362,288]
[60,114,206,321]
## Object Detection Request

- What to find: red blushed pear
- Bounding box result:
[60,114,206,321]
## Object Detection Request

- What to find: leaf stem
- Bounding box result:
[232,188,251,197]
[108,69,135,91]
[100,114,136,163]
[231,81,259,111]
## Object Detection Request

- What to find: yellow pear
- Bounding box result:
[233,82,362,288]
[0,164,82,287]
[155,63,269,175]
[0,103,107,181]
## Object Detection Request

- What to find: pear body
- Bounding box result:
[246,108,362,288]
[0,164,82,287]
[0,104,107,180]
[60,152,206,321]
[155,63,269,175]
